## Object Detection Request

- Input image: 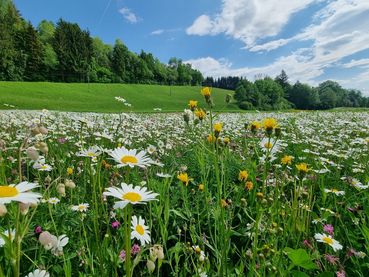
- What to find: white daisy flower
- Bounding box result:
[109,147,154,168]
[103,183,158,209]
[25,269,50,277]
[33,162,53,172]
[0,229,15,247]
[48,197,60,205]
[351,179,369,190]
[131,215,151,246]
[71,203,89,212]
[156,172,172,178]
[324,188,345,196]
[0,182,41,205]
[314,233,343,252]
[147,145,157,154]
[76,146,102,159]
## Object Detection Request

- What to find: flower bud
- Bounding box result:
[39,231,57,250]
[147,260,155,273]
[39,126,48,135]
[57,183,66,197]
[26,147,39,161]
[65,179,76,189]
[19,202,31,215]
[0,204,7,217]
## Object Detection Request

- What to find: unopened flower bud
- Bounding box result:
[19,202,31,215]
[147,259,155,273]
[39,126,48,135]
[0,204,7,217]
[57,183,66,197]
[65,179,76,189]
[26,147,39,161]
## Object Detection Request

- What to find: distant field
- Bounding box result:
[0,82,239,113]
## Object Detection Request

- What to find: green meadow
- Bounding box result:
[0,82,239,113]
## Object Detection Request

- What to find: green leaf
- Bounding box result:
[316,272,335,277]
[290,271,310,277]
[284,247,318,270]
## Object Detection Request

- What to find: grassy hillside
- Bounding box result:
[0,82,239,113]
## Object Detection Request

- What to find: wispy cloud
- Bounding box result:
[151,29,164,35]
[119,7,140,23]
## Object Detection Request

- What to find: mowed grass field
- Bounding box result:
[0,82,239,112]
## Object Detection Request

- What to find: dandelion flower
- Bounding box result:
[238,170,248,181]
[131,215,151,245]
[296,163,309,174]
[201,87,211,97]
[109,147,154,168]
[188,100,198,111]
[262,118,278,131]
[0,182,41,205]
[281,155,293,165]
[103,183,158,209]
[177,172,190,186]
[314,233,343,252]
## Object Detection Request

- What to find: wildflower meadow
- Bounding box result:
[0,89,369,277]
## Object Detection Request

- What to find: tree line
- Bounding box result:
[0,0,204,84]
[231,70,369,110]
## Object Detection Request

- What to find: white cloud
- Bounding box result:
[342,58,369,69]
[186,0,318,48]
[151,29,164,35]
[119,7,140,23]
[186,0,369,94]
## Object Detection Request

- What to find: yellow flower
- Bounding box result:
[198,184,205,191]
[177,173,190,186]
[188,100,198,111]
[296,163,309,173]
[281,155,293,165]
[194,109,206,120]
[250,121,261,131]
[238,170,249,181]
[264,142,273,149]
[207,134,215,143]
[67,167,73,175]
[214,122,223,132]
[223,137,230,145]
[201,87,211,97]
[245,181,254,191]
[262,118,278,131]
[220,199,228,208]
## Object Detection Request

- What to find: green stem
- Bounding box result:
[125,205,132,277]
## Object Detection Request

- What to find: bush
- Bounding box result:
[238,101,254,110]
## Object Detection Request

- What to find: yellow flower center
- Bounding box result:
[123,192,142,202]
[136,224,145,235]
[87,152,95,157]
[120,155,138,164]
[41,165,48,170]
[0,186,19,198]
[323,237,333,245]
[331,189,338,193]
[264,142,273,149]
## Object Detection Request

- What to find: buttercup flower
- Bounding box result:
[177,172,190,186]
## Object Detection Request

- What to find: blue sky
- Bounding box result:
[14,0,369,95]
